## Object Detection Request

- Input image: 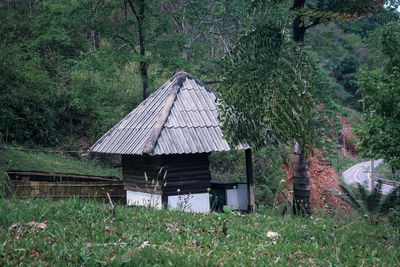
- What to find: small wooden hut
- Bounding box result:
[90,72,254,212]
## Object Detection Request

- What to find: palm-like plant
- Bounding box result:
[326,178,400,224]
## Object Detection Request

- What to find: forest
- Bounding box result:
[1,0,399,207]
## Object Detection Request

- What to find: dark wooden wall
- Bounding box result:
[122,155,163,194]
[162,153,211,196]
[122,153,211,197]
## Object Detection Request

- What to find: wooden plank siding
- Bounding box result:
[122,153,211,201]
[162,153,211,196]
[4,171,125,202]
[122,155,164,194]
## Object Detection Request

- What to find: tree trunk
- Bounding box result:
[137,0,149,100]
[291,0,311,216]
[128,0,149,100]
[91,4,97,52]
[293,142,311,215]
[392,165,396,186]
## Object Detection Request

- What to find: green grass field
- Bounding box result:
[0,198,399,266]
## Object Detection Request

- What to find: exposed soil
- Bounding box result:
[281,116,360,213]
[283,149,352,213]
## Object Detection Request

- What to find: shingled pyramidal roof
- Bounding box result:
[90,72,247,155]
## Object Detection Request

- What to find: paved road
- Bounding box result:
[342,159,395,194]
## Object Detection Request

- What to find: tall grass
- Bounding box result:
[0,198,399,266]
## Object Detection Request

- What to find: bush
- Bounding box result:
[327,179,400,224]
[388,211,400,227]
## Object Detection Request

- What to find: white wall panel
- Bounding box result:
[237,183,249,211]
[226,189,239,210]
[168,193,210,213]
[126,190,162,209]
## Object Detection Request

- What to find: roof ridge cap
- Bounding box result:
[142,73,187,154]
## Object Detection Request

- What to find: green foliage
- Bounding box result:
[0,50,58,144]
[0,0,99,145]
[388,211,400,227]
[210,146,285,207]
[306,24,365,109]
[327,178,400,224]
[330,154,366,175]
[0,198,399,265]
[218,2,315,151]
[218,0,389,153]
[305,6,400,110]
[375,162,400,181]
[0,0,253,147]
[356,23,400,169]
[67,48,144,139]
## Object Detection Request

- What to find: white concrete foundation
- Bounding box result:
[126,190,162,209]
[168,193,210,213]
[237,183,249,211]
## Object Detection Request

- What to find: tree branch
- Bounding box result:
[191,0,217,35]
[204,80,222,85]
[304,20,320,30]
[115,36,138,54]
[127,0,139,21]
[163,6,183,31]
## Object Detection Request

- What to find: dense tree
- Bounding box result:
[357,24,400,172]
[218,0,389,215]
[0,0,89,144]
[0,0,248,146]
[305,7,400,110]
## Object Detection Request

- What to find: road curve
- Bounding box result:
[342,159,395,194]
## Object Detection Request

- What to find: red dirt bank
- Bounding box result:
[284,148,352,213]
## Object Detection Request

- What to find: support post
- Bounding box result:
[245,148,255,212]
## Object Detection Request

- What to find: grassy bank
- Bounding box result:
[0,147,121,177]
[0,147,121,197]
[0,198,399,266]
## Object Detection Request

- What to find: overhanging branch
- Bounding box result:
[115,36,138,54]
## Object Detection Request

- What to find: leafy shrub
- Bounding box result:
[326,178,400,224]
[388,211,400,227]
